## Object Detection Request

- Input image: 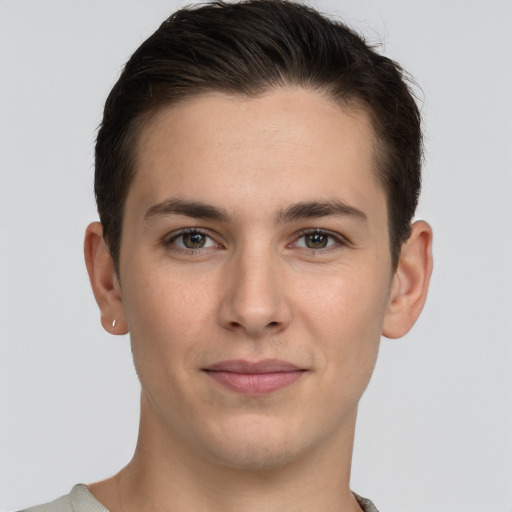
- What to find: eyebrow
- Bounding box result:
[275,200,368,224]
[144,198,229,222]
[144,197,367,224]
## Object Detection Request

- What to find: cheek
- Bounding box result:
[124,257,215,327]
[121,265,219,381]
[299,268,390,385]
[301,266,390,337]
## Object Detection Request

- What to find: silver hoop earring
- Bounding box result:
[112,319,117,330]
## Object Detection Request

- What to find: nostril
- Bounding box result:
[268,321,279,327]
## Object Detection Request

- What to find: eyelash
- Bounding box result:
[164,228,347,254]
[164,228,220,254]
[289,228,347,252]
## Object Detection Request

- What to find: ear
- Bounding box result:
[84,222,128,335]
[382,220,433,339]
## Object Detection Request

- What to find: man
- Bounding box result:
[22,1,432,511]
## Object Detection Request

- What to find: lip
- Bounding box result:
[203,359,307,396]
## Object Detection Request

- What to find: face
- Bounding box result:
[118,88,394,470]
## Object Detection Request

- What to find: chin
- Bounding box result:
[197,414,316,472]
[206,439,301,472]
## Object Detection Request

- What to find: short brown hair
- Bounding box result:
[95,0,422,270]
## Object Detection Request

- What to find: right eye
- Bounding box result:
[168,230,217,250]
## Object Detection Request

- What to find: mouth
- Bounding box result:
[202,359,307,396]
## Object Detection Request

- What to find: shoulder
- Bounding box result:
[17,485,108,512]
[18,494,71,512]
[354,492,380,512]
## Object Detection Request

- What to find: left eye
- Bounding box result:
[170,231,217,250]
[295,231,338,249]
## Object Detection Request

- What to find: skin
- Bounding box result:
[85,88,433,512]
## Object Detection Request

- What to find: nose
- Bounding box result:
[218,246,292,338]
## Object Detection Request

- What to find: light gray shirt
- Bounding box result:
[19,484,380,512]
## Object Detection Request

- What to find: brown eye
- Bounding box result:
[293,230,340,251]
[182,232,207,249]
[169,230,217,250]
[305,233,329,249]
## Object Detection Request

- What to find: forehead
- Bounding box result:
[129,88,386,225]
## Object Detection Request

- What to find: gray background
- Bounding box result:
[1,0,511,510]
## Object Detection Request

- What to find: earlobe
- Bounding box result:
[84,222,129,335]
[382,220,433,339]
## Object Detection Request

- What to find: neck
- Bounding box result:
[90,392,363,512]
